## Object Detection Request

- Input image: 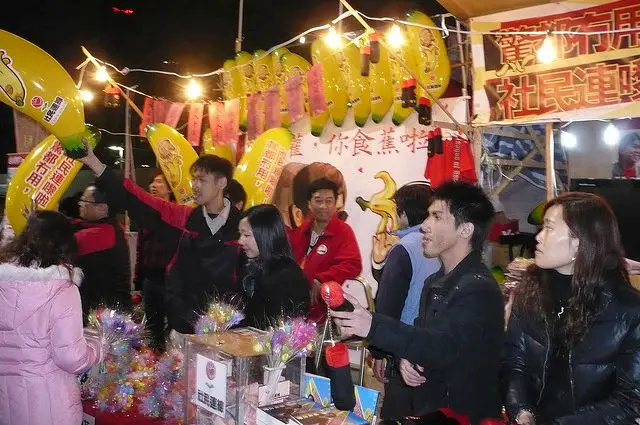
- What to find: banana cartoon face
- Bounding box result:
[157,138,183,188]
[0,50,26,107]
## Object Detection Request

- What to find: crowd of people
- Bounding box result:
[0,145,638,425]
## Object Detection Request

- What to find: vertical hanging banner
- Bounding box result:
[247,93,265,140]
[139,97,155,136]
[165,102,186,128]
[470,0,640,125]
[153,99,171,124]
[264,86,281,130]
[13,111,48,153]
[187,103,204,147]
[285,74,305,123]
[208,102,225,146]
[223,98,240,146]
[307,64,328,116]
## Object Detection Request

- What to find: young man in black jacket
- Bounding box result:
[332,181,504,425]
[79,147,241,335]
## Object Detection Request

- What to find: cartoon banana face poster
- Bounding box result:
[274,100,467,289]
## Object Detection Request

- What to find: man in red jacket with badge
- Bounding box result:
[290,178,362,324]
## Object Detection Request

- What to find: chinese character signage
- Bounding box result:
[470,0,640,125]
[195,354,227,418]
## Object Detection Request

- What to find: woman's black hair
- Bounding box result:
[0,210,77,268]
[240,204,296,296]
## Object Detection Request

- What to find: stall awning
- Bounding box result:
[436,0,556,20]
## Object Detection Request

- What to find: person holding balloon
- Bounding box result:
[77,146,242,336]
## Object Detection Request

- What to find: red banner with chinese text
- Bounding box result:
[470,0,640,125]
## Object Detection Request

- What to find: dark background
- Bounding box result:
[0,0,445,172]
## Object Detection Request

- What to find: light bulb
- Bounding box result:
[386,24,405,49]
[324,27,343,50]
[299,36,306,44]
[95,66,109,82]
[536,35,557,64]
[560,131,577,149]
[186,79,202,100]
[79,89,94,103]
[603,123,620,146]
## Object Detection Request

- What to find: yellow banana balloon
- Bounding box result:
[272,48,291,128]
[370,40,394,123]
[355,171,399,234]
[0,30,90,158]
[253,50,275,93]
[6,125,100,233]
[235,51,258,95]
[336,42,371,127]
[202,128,235,165]
[234,128,292,209]
[145,123,199,205]
[223,59,248,131]
[406,11,451,101]
[311,39,349,128]
[385,25,420,126]
[281,52,330,137]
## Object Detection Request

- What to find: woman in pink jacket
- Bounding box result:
[0,211,104,425]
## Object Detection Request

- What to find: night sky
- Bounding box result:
[0,0,445,171]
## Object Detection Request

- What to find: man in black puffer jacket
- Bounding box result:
[331,182,505,425]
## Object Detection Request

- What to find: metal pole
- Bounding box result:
[545,123,557,200]
[338,1,344,33]
[235,0,244,53]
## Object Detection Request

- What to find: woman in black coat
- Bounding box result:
[238,204,311,329]
[503,192,640,425]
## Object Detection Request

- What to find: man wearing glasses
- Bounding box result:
[73,184,132,323]
[290,178,362,325]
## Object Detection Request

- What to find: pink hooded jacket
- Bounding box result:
[0,263,103,425]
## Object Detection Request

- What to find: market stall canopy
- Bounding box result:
[436,0,557,19]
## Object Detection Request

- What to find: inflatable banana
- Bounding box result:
[369,42,394,123]
[202,128,235,165]
[223,59,248,131]
[385,25,420,126]
[253,49,275,93]
[6,125,101,233]
[235,51,258,96]
[336,42,371,127]
[272,48,291,128]
[234,128,292,209]
[311,39,349,128]
[406,11,451,101]
[145,123,199,205]
[355,171,398,234]
[0,30,90,158]
[281,52,330,137]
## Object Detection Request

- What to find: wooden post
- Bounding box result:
[545,122,557,200]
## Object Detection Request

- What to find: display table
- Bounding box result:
[82,401,164,425]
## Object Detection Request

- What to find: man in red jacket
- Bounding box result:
[290,178,362,324]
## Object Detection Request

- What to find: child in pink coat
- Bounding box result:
[0,211,104,425]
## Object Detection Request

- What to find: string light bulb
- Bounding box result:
[299,36,306,44]
[324,27,343,50]
[603,123,620,146]
[537,32,557,64]
[185,79,202,100]
[386,24,405,49]
[79,89,94,103]
[95,66,109,82]
[560,130,577,149]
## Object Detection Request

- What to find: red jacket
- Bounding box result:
[290,214,362,323]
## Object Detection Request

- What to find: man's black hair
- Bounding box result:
[394,183,433,227]
[190,154,233,182]
[307,178,339,201]
[433,180,495,251]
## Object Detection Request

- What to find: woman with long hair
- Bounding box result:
[503,193,640,425]
[238,204,311,329]
[0,211,104,425]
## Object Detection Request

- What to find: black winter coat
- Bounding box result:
[503,284,640,425]
[241,258,311,329]
[367,252,505,424]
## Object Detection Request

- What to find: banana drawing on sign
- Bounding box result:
[355,171,400,272]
